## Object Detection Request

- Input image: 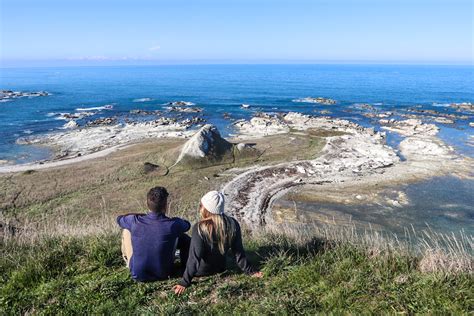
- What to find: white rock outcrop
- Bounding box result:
[175,124,232,164]
[222,112,469,227]
[380,119,439,137]
[62,121,79,129]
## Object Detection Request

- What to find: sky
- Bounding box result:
[0,0,473,66]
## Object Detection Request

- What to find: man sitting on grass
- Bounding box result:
[117,186,191,282]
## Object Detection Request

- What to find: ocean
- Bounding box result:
[1,64,473,235]
[1,64,473,163]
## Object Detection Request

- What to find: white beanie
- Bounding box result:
[200,191,225,215]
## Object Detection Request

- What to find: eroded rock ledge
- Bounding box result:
[17,120,197,160]
[222,112,471,227]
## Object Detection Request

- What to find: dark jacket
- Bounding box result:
[179,216,254,287]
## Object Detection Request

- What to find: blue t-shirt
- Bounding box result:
[117,212,191,282]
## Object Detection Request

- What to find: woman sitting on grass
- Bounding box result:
[173,191,263,294]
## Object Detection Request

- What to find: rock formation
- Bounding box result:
[0,90,51,101]
[293,97,337,105]
[175,124,233,165]
[143,162,159,174]
[222,112,470,227]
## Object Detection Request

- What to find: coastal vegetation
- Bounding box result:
[1,121,472,314]
[2,0,473,312]
[2,226,472,314]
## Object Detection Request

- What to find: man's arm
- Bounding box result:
[171,217,191,234]
[178,218,191,233]
[116,213,143,230]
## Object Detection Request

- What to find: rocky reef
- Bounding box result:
[166,101,196,106]
[293,97,337,105]
[0,90,51,101]
[233,112,371,139]
[379,119,439,136]
[16,118,200,159]
[222,112,471,226]
[86,117,117,127]
[129,109,161,115]
[165,106,203,113]
[450,102,474,113]
[56,112,95,120]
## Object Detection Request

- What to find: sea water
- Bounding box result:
[1,64,473,235]
[1,64,473,163]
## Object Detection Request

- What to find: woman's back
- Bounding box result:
[179,215,254,287]
[174,191,260,291]
[198,213,236,254]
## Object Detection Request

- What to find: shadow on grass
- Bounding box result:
[223,235,333,277]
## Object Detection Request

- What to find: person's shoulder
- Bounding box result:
[227,216,243,235]
[169,216,189,224]
[191,222,202,235]
[227,215,241,227]
[118,213,143,221]
[169,216,191,230]
[116,213,146,228]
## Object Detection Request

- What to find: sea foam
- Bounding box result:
[432,103,450,107]
[76,104,113,111]
[133,98,153,102]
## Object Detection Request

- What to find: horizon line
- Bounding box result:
[1,59,473,69]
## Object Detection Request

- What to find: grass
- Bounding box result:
[1,231,473,315]
[0,132,325,223]
[1,133,473,314]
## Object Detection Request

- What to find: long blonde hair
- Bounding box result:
[197,204,236,254]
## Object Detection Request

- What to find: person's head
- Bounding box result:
[146,186,169,214]
[198,191,236,254]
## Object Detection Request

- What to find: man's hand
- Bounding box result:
[172,284,186,295]
[251,271,263,278]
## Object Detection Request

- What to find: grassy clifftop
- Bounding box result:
[1,132,472,314]
[1,232,472,315]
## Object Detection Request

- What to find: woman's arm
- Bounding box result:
[231,220,255,274]
[177,225,206,288]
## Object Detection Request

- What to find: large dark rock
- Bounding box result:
[143,162,159,174]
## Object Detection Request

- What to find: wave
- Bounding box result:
[432,103,450,107]
[76,104,114,111]
[292,98,318,103]
[54,112,95,120]
[165,101,196,106]
[292,97,336,105]
[133,98,153,102]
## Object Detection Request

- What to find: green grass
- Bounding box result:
[1,233,472,315]
[1,135,472,314]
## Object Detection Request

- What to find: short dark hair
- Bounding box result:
[147,186,169,213]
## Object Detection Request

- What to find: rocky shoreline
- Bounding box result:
[0,107,473,235]
[221,112,472,227]
[15,119,198,161]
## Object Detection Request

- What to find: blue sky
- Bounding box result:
[1,0,472,66]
